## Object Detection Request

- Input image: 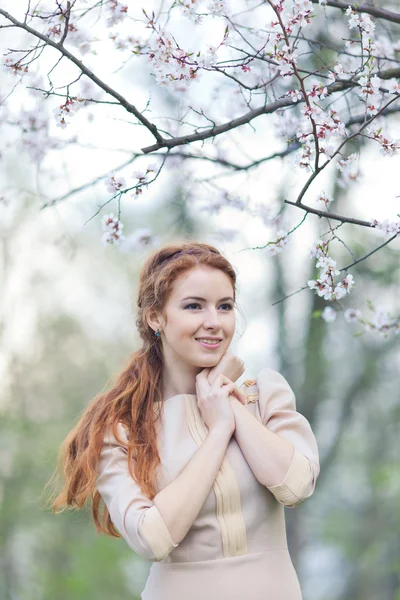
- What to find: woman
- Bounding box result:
[49,242,320,600]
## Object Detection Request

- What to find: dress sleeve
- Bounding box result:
[255,368,320,508]
[96,422,178,561]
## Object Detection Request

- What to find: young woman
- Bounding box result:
[50,242,320,600]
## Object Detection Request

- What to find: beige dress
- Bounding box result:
[96,368,320,600]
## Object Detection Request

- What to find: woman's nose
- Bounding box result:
[203,310,222,328]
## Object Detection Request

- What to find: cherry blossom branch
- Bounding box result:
[0,8,163,144]
[271,234,399,306]
[142,67,400,153]
[310,0,400,25]
[293,93,400,207]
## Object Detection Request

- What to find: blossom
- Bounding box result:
[119,228,158,252]
[344,308,362,323]
[54,98,80,128]
[264,230,289,256]
[334,63,344,76]
[309,239,329,258]
[288,89,303,102]
[308,83,328,100]
[145,27,200,90]
[337,153,358,172]
[101,213,125,245]
[207,0,226,16]
[370,218,400,236]
[106,0,128,27]
[359,14,375,35]
[3,56,29,76]
[321,306,336,323]
[308,243,355,300]
[105,174,126,194]
[179,0,203,23]
[367,127,400,157]
[385,79,400,94]
[363,309,396,337]
[333,274,355,299]
[345,7,360,29]
[316,191,332,208]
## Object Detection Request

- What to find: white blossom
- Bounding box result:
[370,218,400,236]
[385,79,400,94]
[106,1,128,27]
[344,308,362,323]
[321,306,336,323]
[337,153,358,172]
[119,228,158,252]
[288,89,302,102]
[264,230,289,256]
[309,239,329,258]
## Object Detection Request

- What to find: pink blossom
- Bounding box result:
[101,213,125,245]
[105,174,126,194]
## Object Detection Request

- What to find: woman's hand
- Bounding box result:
[207,352,245,386]
[195,369,245,436]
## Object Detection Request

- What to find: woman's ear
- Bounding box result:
[146,308,163,333]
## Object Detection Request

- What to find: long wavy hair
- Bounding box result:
[45,241,238,539]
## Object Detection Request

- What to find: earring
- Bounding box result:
[155,328,161,338]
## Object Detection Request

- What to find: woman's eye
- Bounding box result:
[184,303,233,310]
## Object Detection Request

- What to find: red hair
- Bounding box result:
[45,241,237,539]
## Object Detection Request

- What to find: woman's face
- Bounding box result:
[156,266,236,368]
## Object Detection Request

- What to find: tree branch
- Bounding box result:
[339,234,398,272]
[0,8,163,144]
[284,199,374,227]
[310,0,400,25]
[141,67,400,153]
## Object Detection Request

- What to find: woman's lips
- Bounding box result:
[195,339,222,349]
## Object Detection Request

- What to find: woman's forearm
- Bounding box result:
[230,397,295,487]
[153,428,232,545]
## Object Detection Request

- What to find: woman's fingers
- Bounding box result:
[195,368,211,398]
[221,377,247,405]
[196,370,247,405]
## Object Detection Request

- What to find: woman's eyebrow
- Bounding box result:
[181,296,234,302]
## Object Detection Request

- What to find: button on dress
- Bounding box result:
[96,368,320,600]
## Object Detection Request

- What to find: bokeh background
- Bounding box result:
[1,1,400,599]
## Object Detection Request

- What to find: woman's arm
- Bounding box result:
[154,427,232,545]
[229,368,320,507]
[230,398,295,487]
[97,423,232,561]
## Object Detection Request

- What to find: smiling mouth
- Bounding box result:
[195,338,222,348]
